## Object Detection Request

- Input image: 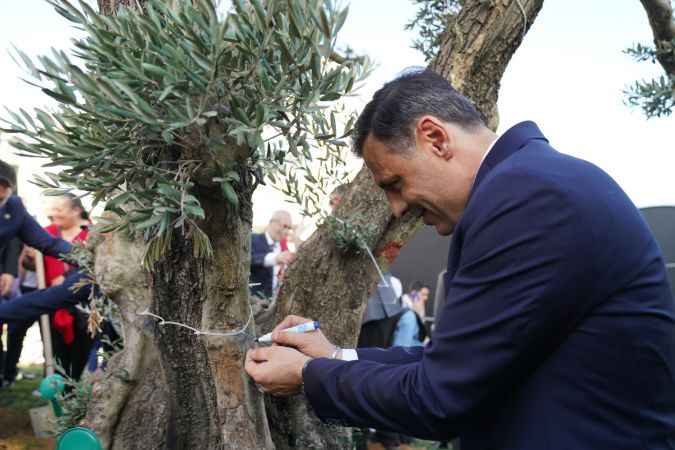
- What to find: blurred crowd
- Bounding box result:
[0,193,107,388]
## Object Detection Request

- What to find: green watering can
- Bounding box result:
[39,374,102,450]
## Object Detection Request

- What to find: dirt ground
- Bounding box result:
[0,366,55,450]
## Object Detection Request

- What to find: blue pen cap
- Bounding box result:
[313,320,320,330]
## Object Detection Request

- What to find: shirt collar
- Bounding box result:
[265,232,275,246]
[478,136,499,171]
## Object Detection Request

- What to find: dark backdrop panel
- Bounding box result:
[389,225,450,317]
[640,206,675,297]
[390,206,675,318]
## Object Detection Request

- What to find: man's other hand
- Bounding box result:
[0,273,15,297]
[272,315,337,358]
[245,346,310,396]
[275,251,296,265]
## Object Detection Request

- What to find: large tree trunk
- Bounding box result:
[86,184,273,450]
[84,229,169,450]
[87,1,273,447]
[150,179,273,450]
[267,1,545,448]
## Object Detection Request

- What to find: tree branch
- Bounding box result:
[639,0,675,76]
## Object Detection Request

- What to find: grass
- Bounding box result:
[0,365,55,450]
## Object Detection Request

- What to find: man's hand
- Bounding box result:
[275,251,296,265]
[0,273,14,297]
[245,345,310,396]
[51,275,65,286]
[272,315,337,359]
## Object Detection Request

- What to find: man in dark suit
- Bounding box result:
[0,238,20,297]
[0,160,91,321]
[245,70,675,449]
[250,210,295,298]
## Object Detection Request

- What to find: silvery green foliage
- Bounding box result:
[2,0,370,266]
[405,0,462,62]
[323,215,377,255]
[624,41,675,118]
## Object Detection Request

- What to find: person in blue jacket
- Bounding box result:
[0,160,91,321]
[245,69,675,450]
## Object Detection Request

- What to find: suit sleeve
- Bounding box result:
[356,346,424,364]
[250,235,270,267]
[12,197,71,257]
[303,171,597,440]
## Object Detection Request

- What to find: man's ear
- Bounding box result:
[416,116,453,161]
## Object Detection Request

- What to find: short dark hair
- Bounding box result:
[0,159,17,188]
[409,280,427,293]
[353,68,484,156]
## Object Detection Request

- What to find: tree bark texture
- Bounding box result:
[267,1,545,448]
[149,176,272,450]
[639,0,675,77]
[84,229,169,450]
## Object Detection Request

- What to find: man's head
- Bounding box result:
[0,160,16,202]
[353,69,494,235]
[266,210,293,242]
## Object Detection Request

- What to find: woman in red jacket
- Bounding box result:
[44,193,92,381]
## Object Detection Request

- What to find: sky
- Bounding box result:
[0,0,672,228]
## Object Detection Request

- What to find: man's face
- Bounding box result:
[268,215,293,241]
[419,287,430,303]
[363,128,472,236]
[0,183,12,202]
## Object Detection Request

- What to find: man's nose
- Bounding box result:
[386,193,408,218]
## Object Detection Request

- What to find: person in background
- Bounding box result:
[1,246,40,387]
[250,210,296,298]
[44,193,93,381]
[0,160,93,322]
[401,281,429,322]
[0,238,20,299]
[0,238,21,389]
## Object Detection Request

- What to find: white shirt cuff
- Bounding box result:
[263,252,277,267]
[341,348,358,361]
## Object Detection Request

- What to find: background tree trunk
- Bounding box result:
[268,1,545,448]
[638,0,675,77]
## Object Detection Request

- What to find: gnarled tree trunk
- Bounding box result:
[267,1,545,448]
[150,180,272,450]
[84,229,169,450]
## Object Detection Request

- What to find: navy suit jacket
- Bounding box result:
[0,196,71,258]
[303,122,675,449]
[250,233,274,298]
